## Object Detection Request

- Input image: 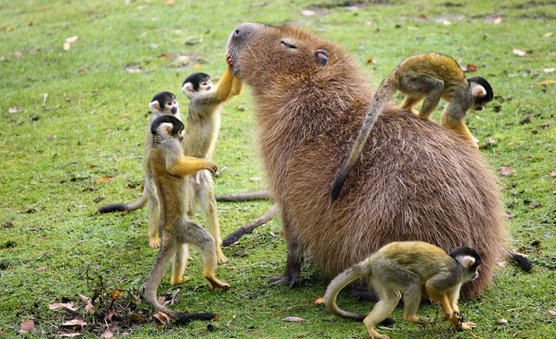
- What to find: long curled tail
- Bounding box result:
[98,187,148,213]
[330,75,398,201]
[324,260,371,321]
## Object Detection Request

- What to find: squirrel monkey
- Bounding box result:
[143,115,229,320]
[331,52,493,200]
[98,91,181,248]
[179,58,243,263]
[324,241,481,339]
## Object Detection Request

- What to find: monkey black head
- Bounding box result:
[151,115,185,142]
[449,246,482,281]
[467,76,493,110]
[149,91,179,115]
[182,72,212,98]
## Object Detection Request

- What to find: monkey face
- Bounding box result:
[165,99,179,115]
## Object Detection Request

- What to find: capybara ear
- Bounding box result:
[314,49,329,67]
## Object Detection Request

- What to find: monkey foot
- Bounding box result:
[170,276,190,285]
[368,329,390,339]
[149,237,161,248]
[217,251,228,264]
[459,321,476,330]
[206,276,230,291]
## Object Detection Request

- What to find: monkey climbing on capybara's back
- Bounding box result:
[226,23,506,298]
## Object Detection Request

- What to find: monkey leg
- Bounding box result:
[417,77,444,120]
[402,274,433,324]
[171,243,189,285]
[198,172,227,264]
[441,113,479,148]
[400,95,424,114]
[425,279,454,322]
[180,219,230,291]
[268,207,303,287]
[363,287,401,339]
[146,178,161,248]
[144,233,177,315]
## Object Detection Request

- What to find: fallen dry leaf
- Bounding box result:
[111,289,124,299]
[282,316,305,322]
[249,176,262,182]
[544,68,555,73]
[302,9,315,16]
[153,311,171,324]
[549,310,556,316]
[497,261,507,268]
[226,314,236,327]
[536,79,556,85]
[512,49,526,57]
[65,36,79,43]
[6,26,15,32]
[159,53,171,60]
[102,329,114,338]
[95,176,115,183]
[15,51,22,59]
[497,318,508,325]
[8,107,18,113]
[124,64,142,73]
[550,169,556,178]
[466,64,477,72]
[366,57,374,64]
[313,297,325,305]
[499,167,515,176]
[19,319,35,333]
[165,0,175,5]
[62,319,86,327]
[104,309,116,323]
[78,67,89,72]
[192,63,203,70]
[63,42,71,51]
[418,14,428,21]
[543,32,553,38]
[503,212,512,219]
[494,16,503,24]
[60,333,81,337]
[441,19,451,26]
[49,302,78,312]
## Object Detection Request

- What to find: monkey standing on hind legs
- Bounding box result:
[325,241,481,338]
[331,52,494,201]
[98,91,181,248]
[143,115,229,320]
[180,59,243,263]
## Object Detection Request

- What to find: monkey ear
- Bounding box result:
[471,84,487,98]
[182,82,194,97]
[461,255,476,268]
[149,100,161,113]
[314,49,329,67]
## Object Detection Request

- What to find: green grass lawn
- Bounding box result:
[1,0,554,337]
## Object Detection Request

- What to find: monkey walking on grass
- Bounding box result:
[143,115,229,321]
[325,241,481,338]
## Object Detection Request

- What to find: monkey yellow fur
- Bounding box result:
[331,52,493,200]
[324,241,481,339]
[143,115,229,319]
[178,58,243,263]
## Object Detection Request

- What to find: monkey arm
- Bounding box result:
[193,68,235,106]
[167,156,217,177]
[227,76,243,99]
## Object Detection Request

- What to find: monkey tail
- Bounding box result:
[98,187,148,213]
[331,76,398,201]
[324,260,371,321]
[508,250,532,272]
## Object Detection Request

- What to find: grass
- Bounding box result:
[0,0,554,337]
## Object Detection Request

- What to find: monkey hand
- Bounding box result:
[226,55,233,69]
[459,321,476,330]
[204,161,218,175]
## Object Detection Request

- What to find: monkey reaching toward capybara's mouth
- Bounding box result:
[226,23,506,298]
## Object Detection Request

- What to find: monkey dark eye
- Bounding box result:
[202,82,207,86]
[280,40,297,49]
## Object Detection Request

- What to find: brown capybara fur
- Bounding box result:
[227,23,506,297]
